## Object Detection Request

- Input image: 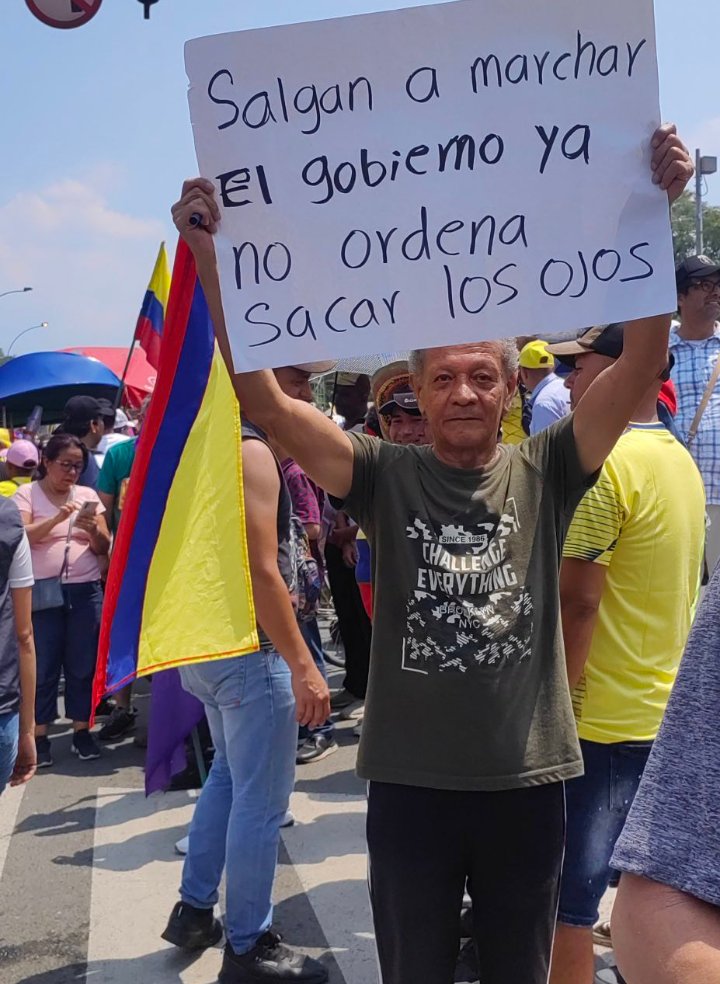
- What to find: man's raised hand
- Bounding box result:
[171,178,221,266]
[651,124,694,204]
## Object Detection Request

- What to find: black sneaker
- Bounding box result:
[219,932,328,983]
[71,729,100,761]
[329,688,358,711]
[296,735,338,765]
[161,901,223,950]
[35,736,53,769]
[454,939,480,983]
[98,707,136,741]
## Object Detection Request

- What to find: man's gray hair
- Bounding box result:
[409,340,519,379]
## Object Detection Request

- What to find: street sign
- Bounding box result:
[138,0,160,18]
[25,0,103,29]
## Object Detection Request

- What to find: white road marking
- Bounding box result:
[285,790,378,984]
[0,783,25,882]
[84,784,380,982]
[86,787,220,983]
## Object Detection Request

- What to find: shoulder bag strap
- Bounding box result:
[29,481,73,580]
[60,488,76,582]
[688,353,720,445]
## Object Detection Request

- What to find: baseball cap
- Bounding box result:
[519,340,554,370]
[676,255,720,292]
[63,395,103,424]
[379,388,421,416]
[114,408,131,430]
[6,439,39,469]
[546,324,625,367]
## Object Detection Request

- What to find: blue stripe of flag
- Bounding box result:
[138,290,165,337]
[106,281,214,688]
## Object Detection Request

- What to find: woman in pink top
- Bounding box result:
[14,433,110,767]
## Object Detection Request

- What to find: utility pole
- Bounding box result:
[696,148,704,255]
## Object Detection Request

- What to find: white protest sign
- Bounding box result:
[185,0,675,372]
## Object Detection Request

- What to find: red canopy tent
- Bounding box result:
[62,347,156,408]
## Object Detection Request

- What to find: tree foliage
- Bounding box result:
[672,191,720,263]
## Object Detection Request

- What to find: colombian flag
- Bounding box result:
[92,239,258,709]
[135,242,171,369]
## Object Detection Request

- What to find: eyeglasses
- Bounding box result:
[692,279,720,295]
[55,460,83,474]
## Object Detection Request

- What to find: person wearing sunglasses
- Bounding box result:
[14,433,110,767]
[671,256,720,574]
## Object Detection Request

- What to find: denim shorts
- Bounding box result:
[557,738,652,927]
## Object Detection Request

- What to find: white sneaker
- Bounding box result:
[340,700,365,721]
[595,969,622,984]
[280,810,295,828]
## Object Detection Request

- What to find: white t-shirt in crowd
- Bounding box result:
[9,531,34,589]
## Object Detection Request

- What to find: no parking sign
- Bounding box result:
[25,0,103,29]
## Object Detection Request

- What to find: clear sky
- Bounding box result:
[1,0,718,354]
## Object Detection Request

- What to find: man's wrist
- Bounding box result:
[285,650,314,673]
[195,253,218,278]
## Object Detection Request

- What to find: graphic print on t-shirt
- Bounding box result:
[403,497,533,674]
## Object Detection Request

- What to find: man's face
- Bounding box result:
[334,377,370,421]
[564,351,616,409]
[679,276,720,321]
[274,366,314,403]
[387,409,428,446]
[412,343,515,453]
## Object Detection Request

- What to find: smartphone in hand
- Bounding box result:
[76,501,98,521]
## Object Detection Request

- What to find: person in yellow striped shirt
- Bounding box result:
[548,325,706,984]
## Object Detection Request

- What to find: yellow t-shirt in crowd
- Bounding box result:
[563,423,706,744]
[502,391,525,445]
[0,476,32,497]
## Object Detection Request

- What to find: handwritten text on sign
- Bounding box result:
[185,0,675,372]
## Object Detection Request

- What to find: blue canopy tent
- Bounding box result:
[0,352,121,426]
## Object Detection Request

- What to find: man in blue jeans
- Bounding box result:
[161,371,331,983]
[0,497,37,796]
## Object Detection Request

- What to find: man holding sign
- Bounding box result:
[172,119,690,984]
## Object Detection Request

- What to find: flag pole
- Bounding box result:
[117,241,169,410]
[115,334,137,410]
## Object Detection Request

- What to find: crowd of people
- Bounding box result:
[1,123,720,984]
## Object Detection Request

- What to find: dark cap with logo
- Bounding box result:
[547,324,673,381]
[546,324,625,367]
[676,254,720,292]
[379,388,421,417]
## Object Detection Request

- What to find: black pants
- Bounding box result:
[324,542,372,699]
[367,780,565,984]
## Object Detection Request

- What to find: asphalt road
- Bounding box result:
[0,672,617,984]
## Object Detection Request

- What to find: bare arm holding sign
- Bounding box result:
[172,180,356,500]
[570,124,692,476]
[172,123,692,486]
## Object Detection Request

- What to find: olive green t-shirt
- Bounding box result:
[343,414,594,792]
